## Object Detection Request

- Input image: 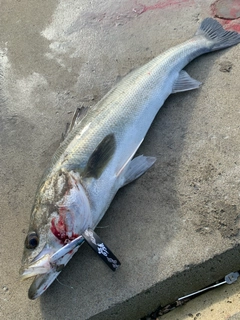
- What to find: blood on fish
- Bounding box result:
[51,217,79,244]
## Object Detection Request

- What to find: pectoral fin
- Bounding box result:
[121,155,156,187]
[172,70,201,93]
[83,133,116,179]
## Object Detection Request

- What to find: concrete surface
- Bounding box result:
[1,0,240,319]
[160,274,240,320]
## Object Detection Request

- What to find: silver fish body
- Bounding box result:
[20,18,240,299]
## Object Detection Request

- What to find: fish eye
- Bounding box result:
[25,231,39,249]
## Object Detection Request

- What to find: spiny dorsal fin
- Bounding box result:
[83,133,116,179]
[62,107,89,141]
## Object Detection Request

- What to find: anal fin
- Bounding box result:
[172,70,201,93]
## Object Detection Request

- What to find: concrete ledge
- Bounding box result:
[89,246,240,320]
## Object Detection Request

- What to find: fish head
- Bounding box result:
[20,169,91,299]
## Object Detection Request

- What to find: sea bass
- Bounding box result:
[20,18,240,299]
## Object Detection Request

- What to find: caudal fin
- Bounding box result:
[195,18,240,51]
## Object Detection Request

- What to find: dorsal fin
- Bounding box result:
[83,134,116,179]
[62,107,89,141]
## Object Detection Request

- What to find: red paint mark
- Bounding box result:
[75,0,194,29]
[211,0,240,20]
[220,19,240,32]
[211,0,240,32]
[133,0,193,14]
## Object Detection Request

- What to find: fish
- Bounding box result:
[20,18,240,299]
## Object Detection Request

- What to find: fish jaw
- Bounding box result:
[21,245,81,299]
[28,271,61,300]
[21,249,53,280]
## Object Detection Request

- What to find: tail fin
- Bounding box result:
[195,18,240,51]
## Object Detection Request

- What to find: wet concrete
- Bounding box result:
[1,0,240,319]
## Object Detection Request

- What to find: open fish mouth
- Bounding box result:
[21,255,61,300]
[21,236,85,299]
[28,272,61,299]
[22,248,78,300]
[21,255,52,280]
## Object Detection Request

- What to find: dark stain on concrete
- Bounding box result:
[211,0,240,20]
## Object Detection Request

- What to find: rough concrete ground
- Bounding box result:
[0,0,240,319]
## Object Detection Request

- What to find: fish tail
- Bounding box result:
[195,18,240,51]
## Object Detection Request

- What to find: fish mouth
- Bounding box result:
[28,271,62,299]
[21,236,85,299]
[21,248,77,300]
[21,254,52,281]
[20,251,60,300]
